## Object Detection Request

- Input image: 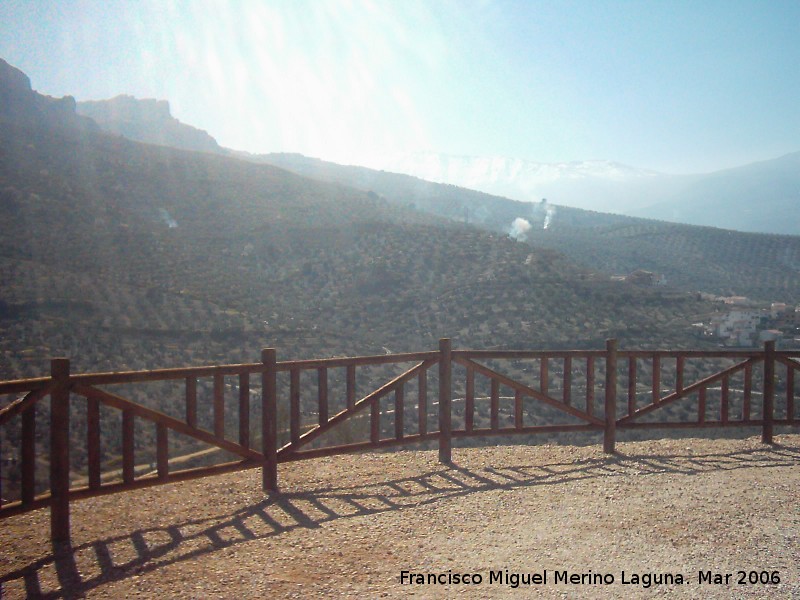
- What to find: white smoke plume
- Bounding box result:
[158,208,178,228]
[509,217,532,241]
[543,204,556,229]
[535,198,556,229]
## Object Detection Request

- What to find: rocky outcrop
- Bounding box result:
[0,58,97,131]
[77,95,223,154]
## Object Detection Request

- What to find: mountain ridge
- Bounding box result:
[0,58,97,133]
[77,95,223,155]
[37,78,799,302]
[58,81,800,235]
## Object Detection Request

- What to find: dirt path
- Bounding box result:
[1,434,798,598]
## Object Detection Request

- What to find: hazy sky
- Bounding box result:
[1,0,798,173]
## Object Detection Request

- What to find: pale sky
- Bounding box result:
[1,0,798,174]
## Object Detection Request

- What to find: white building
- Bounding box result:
[715,310,764,346]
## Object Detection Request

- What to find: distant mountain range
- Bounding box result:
[56,85,800,300]
[374,152,800,236]
[73,91,800,236]
[374,152,664,212]
[630,152,800,234]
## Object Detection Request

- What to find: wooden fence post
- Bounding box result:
[603,339,617,454]
[261,348,278,492]
[762,340,775,444]
[438,338,452,464]
[50,358,71,545]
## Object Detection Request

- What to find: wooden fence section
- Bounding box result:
[0,339,798,545]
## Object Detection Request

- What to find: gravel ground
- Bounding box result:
[1,434,798,599]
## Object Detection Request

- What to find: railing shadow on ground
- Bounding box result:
[2,441,798,599]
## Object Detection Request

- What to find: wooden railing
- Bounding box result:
[1,339,798,546]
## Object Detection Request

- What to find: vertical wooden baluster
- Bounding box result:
[698,387,706,424]
[586,356,595,416]
[185,377,197,428]
[540,357,549,396]
[214,372,225,439]
[515,390,523,429]
[318,367,328,425]
[603,340,617,454]
[395,384,404,440]
[346,364,356,410]
[21,404,35,505]
[787,364,795,422]
[490,379,500,431]
[370,398,380,444]
[50,358,71,545]
[239,373,250,450]
[627,357,637,416]
[465,365,474,433]
[652,354,661,404]
[563,356,572,406]
[156,423,168,480]
[290,368,300,445]
[676,356,684,394]
[721,375,729,423]
[418,369,427,436]
[122,409,135,484]
[438,338,452,463]
[743,364,752,421]
[87,396,101,490]
[762,341,775,444]
[262,348,278,492]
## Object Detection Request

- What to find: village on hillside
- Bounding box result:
[695,296,800,348]
[609,269,799,349]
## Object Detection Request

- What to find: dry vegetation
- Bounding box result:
[1,119,722,384]
[263,152,800,302]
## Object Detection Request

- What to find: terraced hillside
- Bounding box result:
[0,80,722,382]
[260,153,800,302]
[72,90,800,303]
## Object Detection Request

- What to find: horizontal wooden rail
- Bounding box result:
[455,349,605,360]
[72,363,262,386]
[281,433,440,462]
[0,376,50,396]
[618,350,764,359]
[275,351,439,371]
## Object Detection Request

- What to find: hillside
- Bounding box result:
[1,436,798,598]
[64,87,800,301]
[632,151,800,234]
[256,153,800,302]
[371,151,800,235]
[0,60,725,382]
